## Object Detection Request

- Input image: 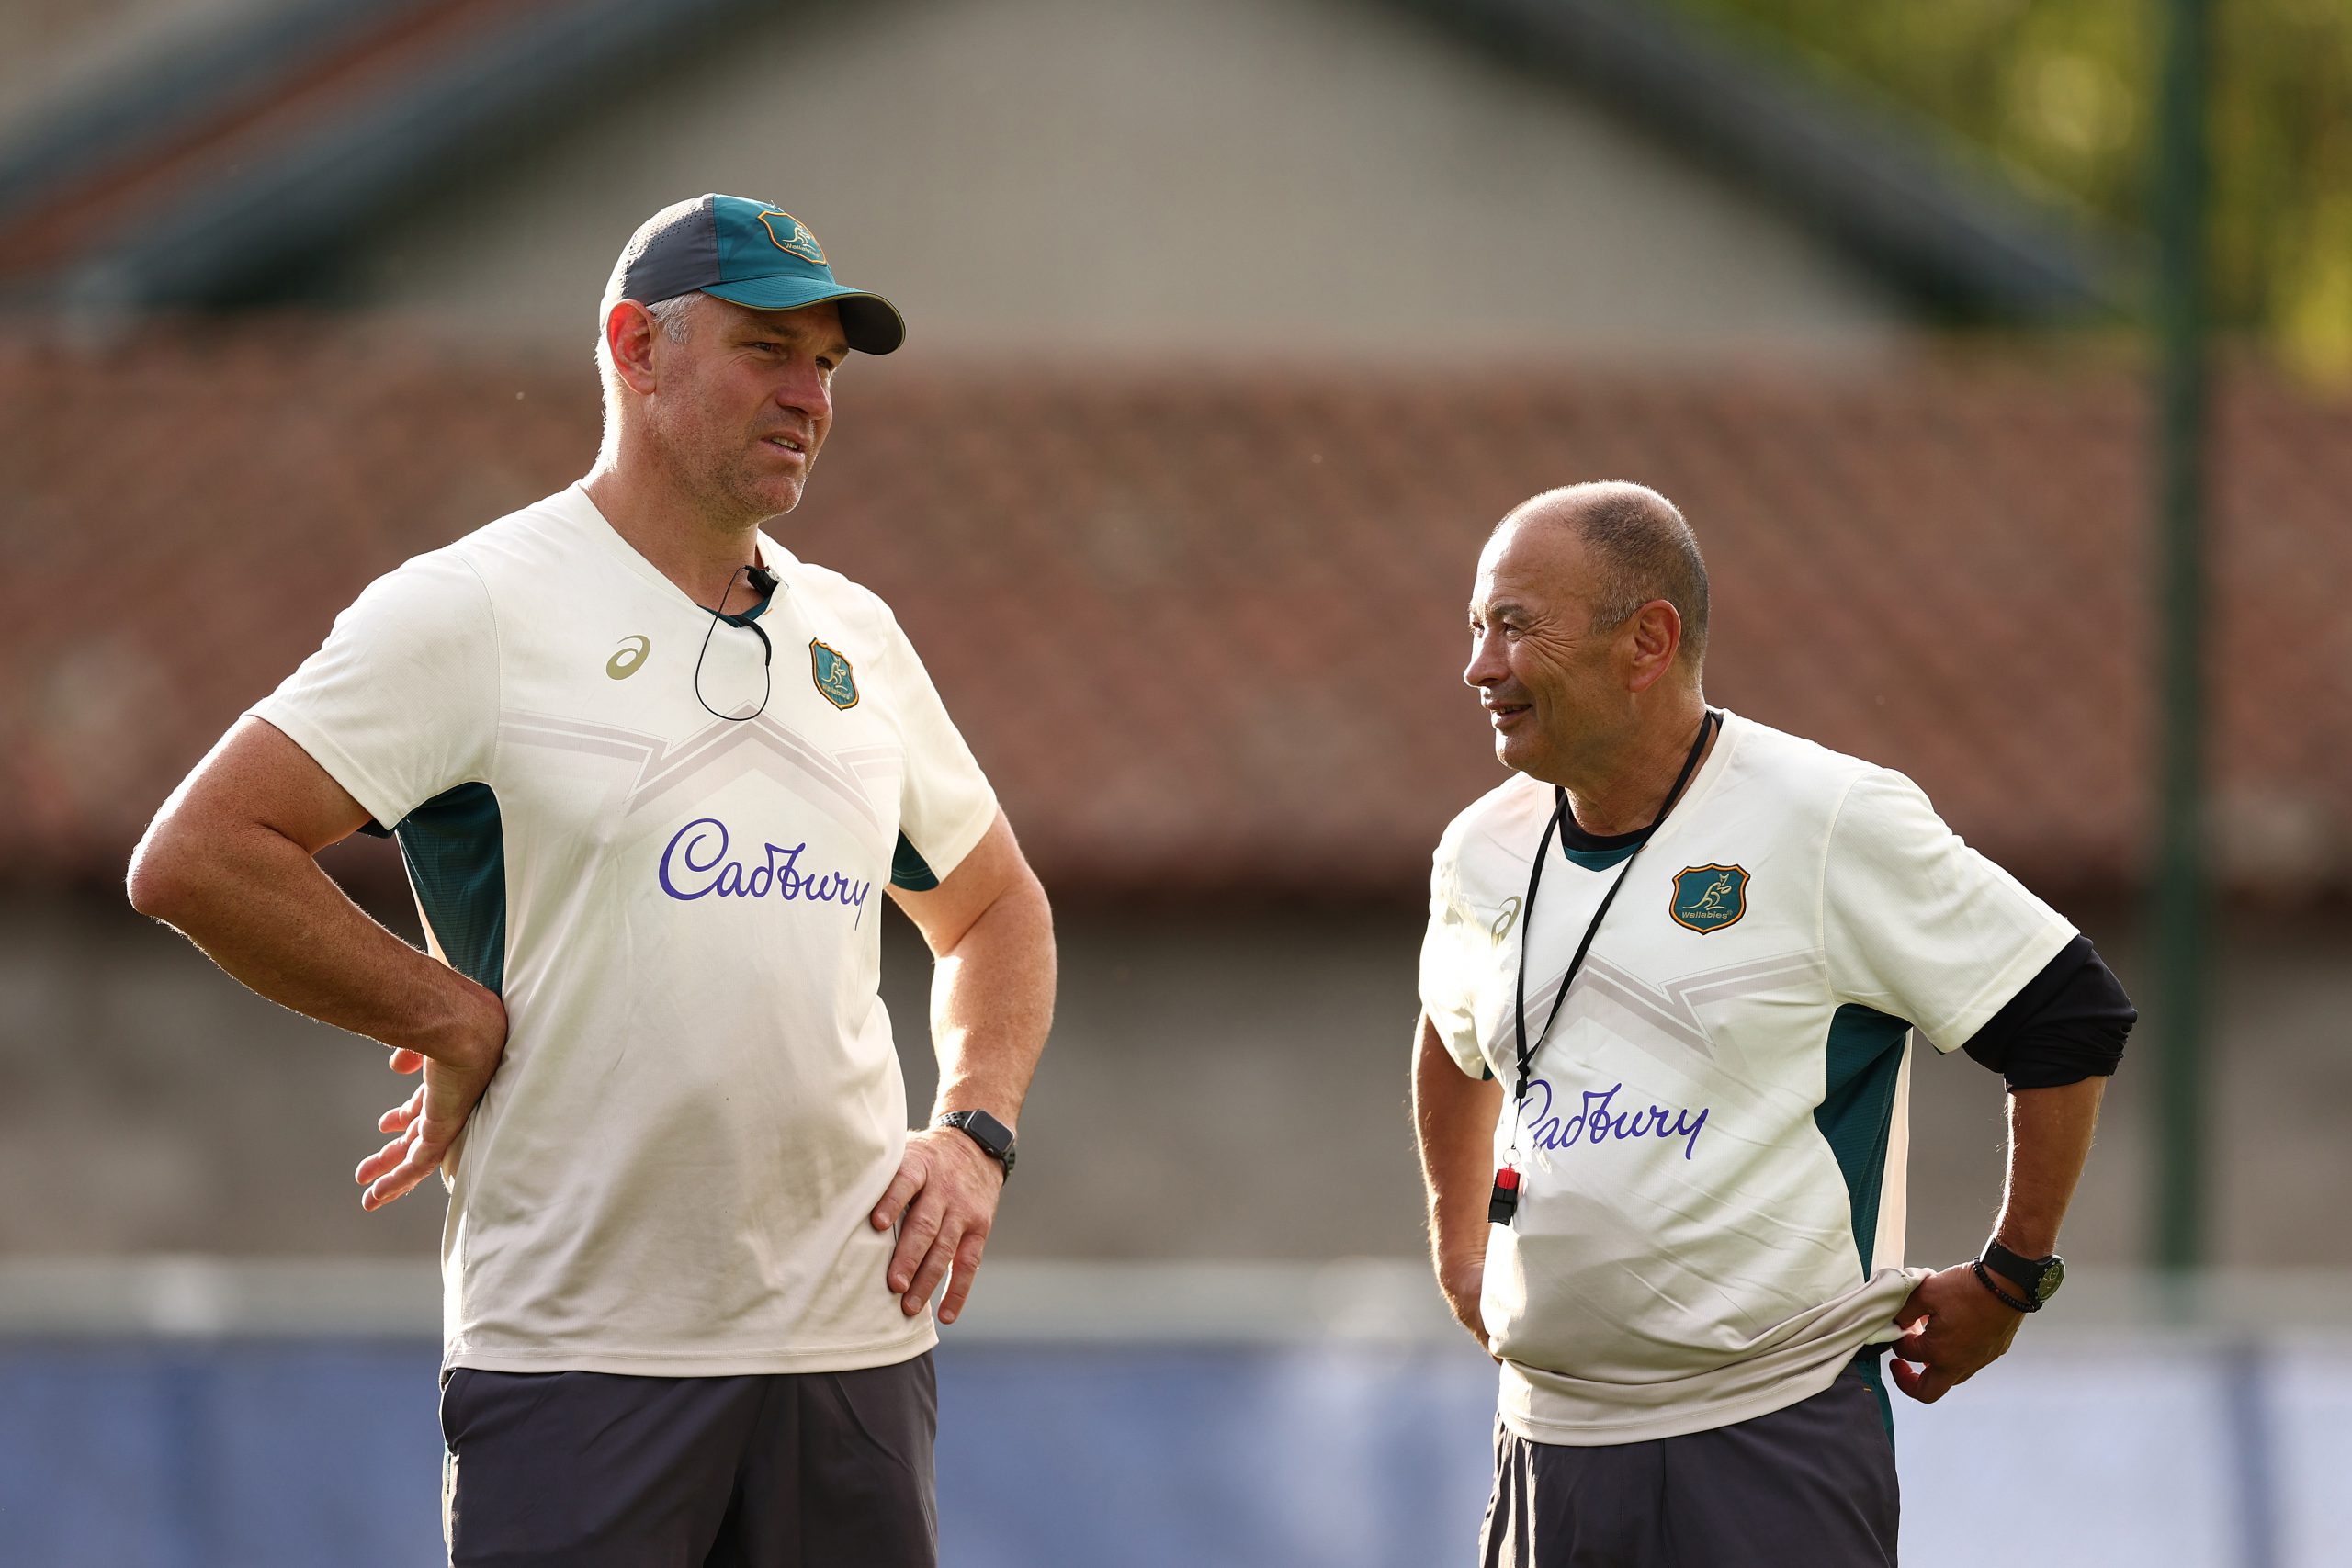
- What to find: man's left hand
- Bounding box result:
[1888,1263,2024,1404]
[871,1125,1007,1325]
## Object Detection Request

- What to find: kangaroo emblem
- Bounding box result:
[1670,864,1749,934]
[757,209,827,265]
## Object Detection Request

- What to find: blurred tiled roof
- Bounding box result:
[4,324,2346,899]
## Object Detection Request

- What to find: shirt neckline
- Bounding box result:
[1551,710,1743,862]
[559,482,797,616]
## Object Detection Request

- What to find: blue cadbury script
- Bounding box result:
[658,818,875,925]
[1522,1078,1709,1161]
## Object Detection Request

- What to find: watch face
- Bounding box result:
[945,1111,1014,1166]
[2032,1256,2066,1303]
[966,1111,1012,1156]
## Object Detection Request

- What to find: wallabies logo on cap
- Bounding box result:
[757,209,827,265]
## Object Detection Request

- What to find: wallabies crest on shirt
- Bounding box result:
[1669,864,1749,933]
[809,639,858,709]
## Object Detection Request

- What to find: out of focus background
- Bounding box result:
[1,0,2346,1563]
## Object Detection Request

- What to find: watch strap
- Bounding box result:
[1971,1258,2038,1314]
[1979,1239,2062,1302]
[1984,1241,2060,1297]
[938,1109,1016,1179]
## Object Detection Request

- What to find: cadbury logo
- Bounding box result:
[1521,1077,1709,1162]
[657,818,873,924]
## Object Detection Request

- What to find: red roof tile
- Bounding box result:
[4,322,2346,899]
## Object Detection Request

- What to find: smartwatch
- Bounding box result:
[938,1109,1016,1181]
[1975,1239,2064,1312]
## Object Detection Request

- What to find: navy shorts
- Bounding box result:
[441,1353,937,1567]
[1480,1354,1900,1568]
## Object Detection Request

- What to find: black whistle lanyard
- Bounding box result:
[1492,709,1719,1224]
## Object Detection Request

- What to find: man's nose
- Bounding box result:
[776,367,831,422]
[1464,631,1503,689]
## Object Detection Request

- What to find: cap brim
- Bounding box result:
[702,278,905,355]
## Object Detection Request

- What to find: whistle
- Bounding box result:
[1487,1165,1521,1226]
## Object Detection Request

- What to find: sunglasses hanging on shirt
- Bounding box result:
[693,563,781,723]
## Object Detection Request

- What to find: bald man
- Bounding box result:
[1412,483,2133,1566]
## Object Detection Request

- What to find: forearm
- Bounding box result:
[130,817,492,1065]
[1991,1077,2107,1257]
[924,875,1055,1128]
[1413,1016,1503,1316]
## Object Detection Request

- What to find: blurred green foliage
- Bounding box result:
[1674,0,2352,377]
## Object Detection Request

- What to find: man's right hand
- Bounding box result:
[129,716,519,1212]
[1440,1253,1493,1355]
[356,985,508,1211]
[1412,1014,1507,1359]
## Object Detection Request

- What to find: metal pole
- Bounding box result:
[2150,0,2211,1286]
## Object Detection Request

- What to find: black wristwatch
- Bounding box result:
[937,1109,1016,1181]
[1974,1239,2064,1312]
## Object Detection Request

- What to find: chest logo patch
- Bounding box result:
[606,635,651,680]
[809,638,858,709]
[1669,864,1749,934]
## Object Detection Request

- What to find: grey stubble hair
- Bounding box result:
[594,290,703,462]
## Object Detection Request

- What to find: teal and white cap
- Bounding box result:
[614,194,905,355]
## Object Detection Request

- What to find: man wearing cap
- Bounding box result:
[1412,483,2132,1565]
[128,194,1054,1565]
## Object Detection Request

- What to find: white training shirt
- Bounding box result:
[1419,710,2074,1445]
[251,484,997,1376]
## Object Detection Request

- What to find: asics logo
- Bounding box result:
[607,636,651,680]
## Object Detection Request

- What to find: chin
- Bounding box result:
[1494,734,1556,781]
[726,473,803,521]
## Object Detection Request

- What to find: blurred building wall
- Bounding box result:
[10,882,2351,1273]
[324,0,1911,355]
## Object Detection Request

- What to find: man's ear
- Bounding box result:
[606,300,661,396]
[1623,600,1684,694]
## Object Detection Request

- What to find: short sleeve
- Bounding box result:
[1418,834,1491,1078]
[877,606,996,890]
[1822,770,2075,1053]
[246,550,500,830]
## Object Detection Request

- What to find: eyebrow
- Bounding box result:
[737,322,850,360]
